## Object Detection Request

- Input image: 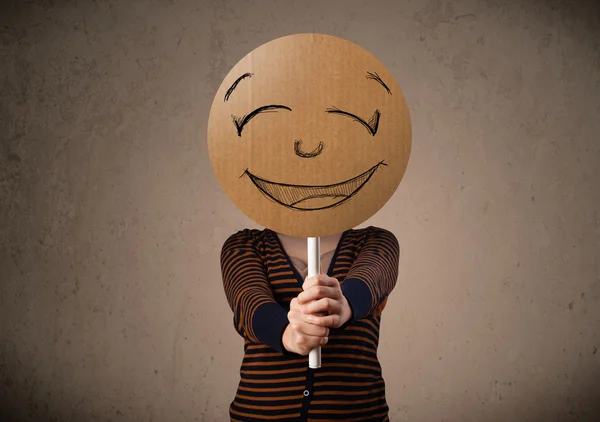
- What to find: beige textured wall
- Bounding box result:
[1,0,599,421]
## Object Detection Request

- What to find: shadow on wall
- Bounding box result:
[0,341,125,422]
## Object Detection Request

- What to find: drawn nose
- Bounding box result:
[294,140,324,158]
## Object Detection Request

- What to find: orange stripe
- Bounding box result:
[311,395,382,405]
[238,385,302,393]
[311,402,386,414]
[244,352,287,358]
[276,287,302,293]
[313,386,385,396]
[230,408,301,420]
[270,279,295,285]
[246,344,273,350]
[310,410,388,422]
[347,325,380,338]
[324,353,379,364]
[242,358,306,366]
[234,401,302,411]
[315,380,381,387]
[323,344,377,354]
[314,380,384,387]
[241,367,305,375]
[240,376,305,384]
[363,318,380,333]
[320,362,379,371]
[313,372,378,379]
[332,334,377,348]
[267,263,293,271]
[236,393,301,401]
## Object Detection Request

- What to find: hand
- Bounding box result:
[297,274,353,329]
[283,297,330,356]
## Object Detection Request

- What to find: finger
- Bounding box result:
[303,297,341,316]
[300,322,330,337]
[305,313,341,328]
[302,273,338,291]
[296,334,329,353]
[289,312,330,337]
[297,286,338,305]
[289,297,301,311]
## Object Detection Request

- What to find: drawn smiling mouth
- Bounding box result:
[242,161,387,211]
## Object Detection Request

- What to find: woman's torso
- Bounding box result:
[229,228,389,422]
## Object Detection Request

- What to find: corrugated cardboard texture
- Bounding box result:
[208,34,411,237]
[1,1,599,421]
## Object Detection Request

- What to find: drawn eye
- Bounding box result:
[326,106,381,136]
[232,105,292,136]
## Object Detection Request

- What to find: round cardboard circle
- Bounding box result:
[208,33,411,238]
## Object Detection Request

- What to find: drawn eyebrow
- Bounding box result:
[326,106,381,136]
[366,71,391,95]
[224,73,253,102]
[232,105,292,136]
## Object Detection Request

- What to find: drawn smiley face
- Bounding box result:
[208,34,411,237]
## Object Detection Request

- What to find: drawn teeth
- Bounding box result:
[246,162,383,211]
[252,171,369,206]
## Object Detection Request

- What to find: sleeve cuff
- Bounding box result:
[341,277,373,322]
[252,302,290,353]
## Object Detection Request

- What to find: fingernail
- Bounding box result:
[306,315,314,322]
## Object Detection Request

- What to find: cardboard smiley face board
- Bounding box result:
[208,33,411,238]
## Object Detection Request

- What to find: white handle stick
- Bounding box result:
[307,237,321,369]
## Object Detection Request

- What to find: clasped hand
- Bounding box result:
[282,274,352,356]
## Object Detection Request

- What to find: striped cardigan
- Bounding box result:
[220,226,400,421]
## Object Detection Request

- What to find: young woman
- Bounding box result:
[220,225,399,421]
